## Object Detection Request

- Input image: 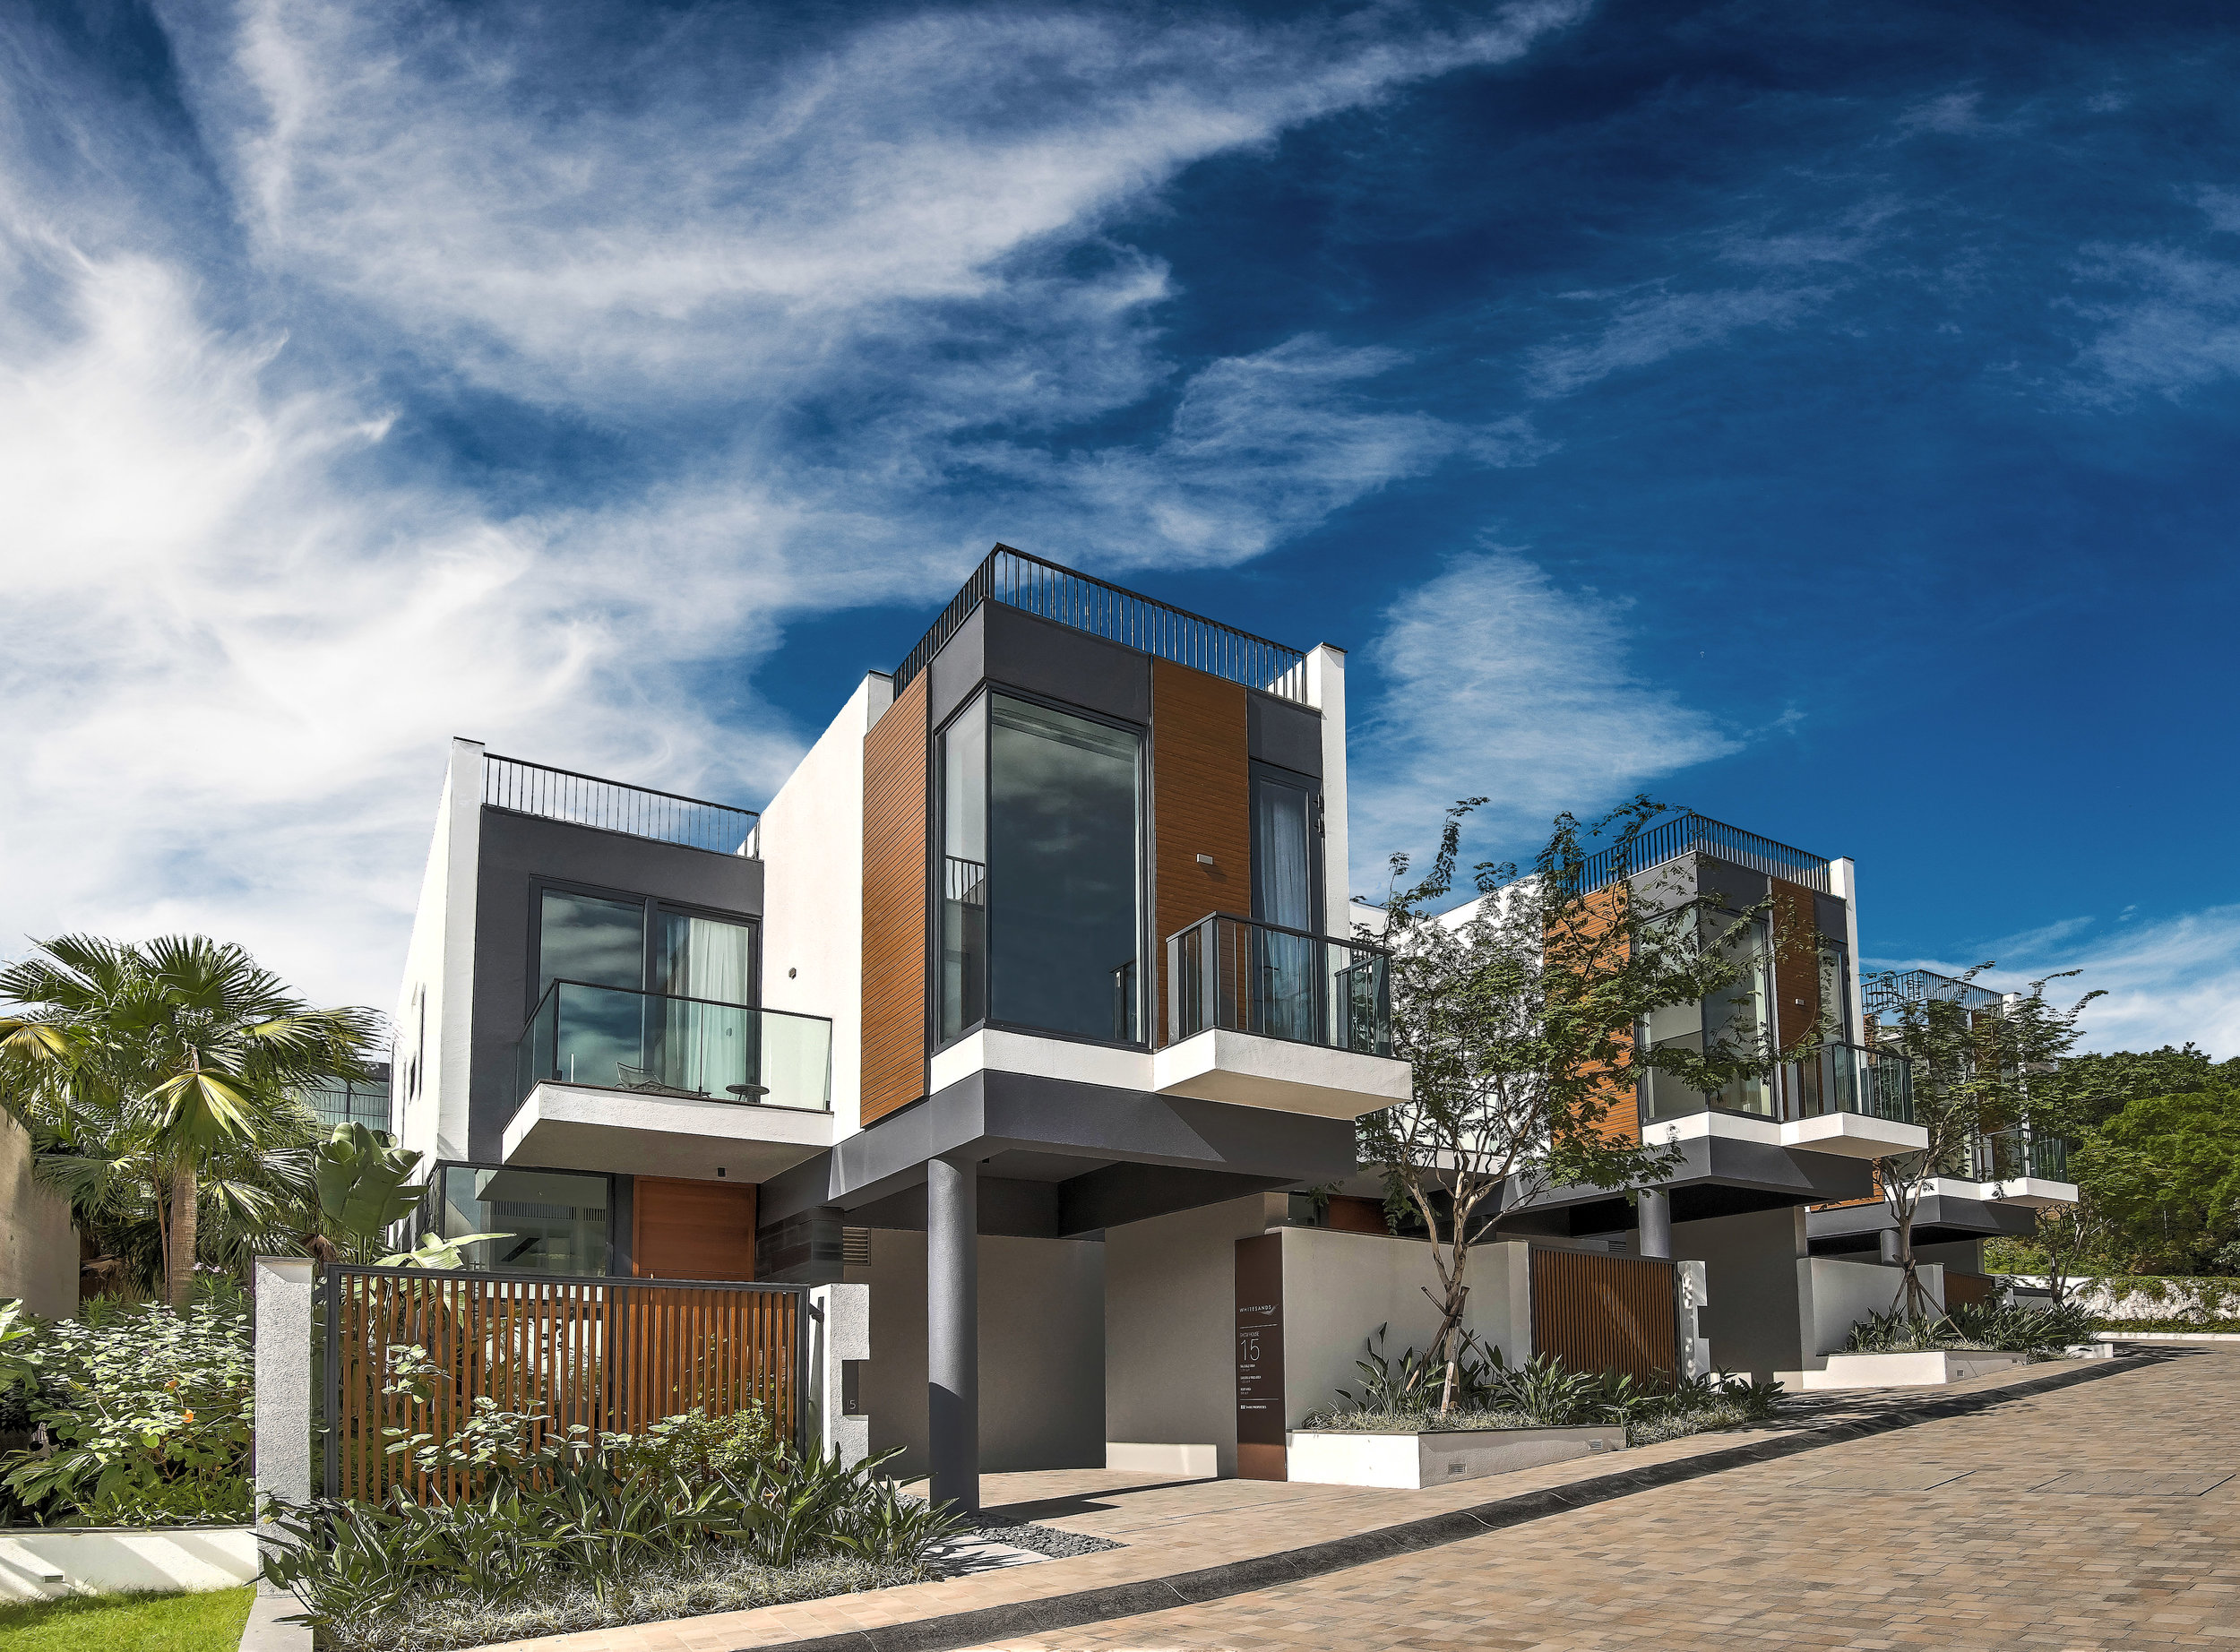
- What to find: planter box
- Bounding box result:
[1286,1425,1624,1490]
[0,1524,256,1602]
[1796,1349,2035,1390]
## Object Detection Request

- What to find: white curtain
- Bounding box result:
[659,916,755,1095]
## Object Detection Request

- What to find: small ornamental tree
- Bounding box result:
[1868,966,2098,1316]
[1360,797,1811,1413]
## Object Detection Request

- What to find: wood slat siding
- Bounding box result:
[1770,876,1822,1053]
[328,1269,798,1502]
[1943,1270,1997,1309]
[1529,1247,1678,1383]
[861,673,930,1123]
[1574,883,1641,1141]
[1150,658,1252,1047]
[633,1177,757,1280]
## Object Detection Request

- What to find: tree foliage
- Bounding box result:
[0,934,384,1304]
[1360,797,1807,1410]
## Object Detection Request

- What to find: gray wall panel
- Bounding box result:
[1245,693,1322,775]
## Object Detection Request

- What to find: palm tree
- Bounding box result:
[0,935,383,1308]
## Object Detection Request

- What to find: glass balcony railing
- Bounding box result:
[1782,1041,1916,1125]
[514,980,831,1113]
[1166,913,1392,1056]
[1977,1126,2071,1183]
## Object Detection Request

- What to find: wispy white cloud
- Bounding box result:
[1,0,1589,1007]
[1522,284,1826,396]
[1347,547,1739,896]
[1867,906,2240,1059]
[2069,245,2240,399]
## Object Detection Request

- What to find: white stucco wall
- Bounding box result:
[755,675,892,1140]
[859,1229,1105,1478]
[392,737,483,1164]
[1305,645,1349,933]
[1801,1255,1947,1361]
[1277,1228,1529,1427]
[0,1112,74,1318]
[1105,1194,1279,1477]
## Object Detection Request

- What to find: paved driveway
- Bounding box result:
[970,1348,2240,1652]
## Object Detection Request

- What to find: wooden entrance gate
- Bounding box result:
[323,1265,806,1501]
[1529,1248,1678,1383]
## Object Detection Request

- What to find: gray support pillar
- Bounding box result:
[1879,1226,1902,1265]
[1637,1187,1672,1260]
[926,1153,978,1515]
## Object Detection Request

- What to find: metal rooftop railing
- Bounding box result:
[1573,811,1831,895]
[892,545,1310,703]
[483,754,759,856]
[1865,968,2004,1016]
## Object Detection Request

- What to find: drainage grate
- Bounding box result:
[1792,1468,1976,1491]
[2028,1471,2235,1496]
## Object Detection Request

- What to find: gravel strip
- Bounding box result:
[956,1518,1124,1559]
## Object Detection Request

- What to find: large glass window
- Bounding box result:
[1640,908,1775,1122]
[435,1165,608,1274]
[1251,767,1319,1042]
[940,693,1142,1044]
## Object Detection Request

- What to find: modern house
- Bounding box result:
[385,547,2050,1504]
[1805,968,2080,1279]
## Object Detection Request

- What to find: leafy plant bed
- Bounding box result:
[0,1585,252,1652]
[1841,1301,2091,1357]
[310,1550,925,1652]
[1288,1423,1624,1489]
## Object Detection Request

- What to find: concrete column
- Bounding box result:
[926,1154,978,1514]
[1637,1187,1672,1260]
[1879,1226,1901,1265]
[252,1255,314,1597]
[807,1283,871,1467]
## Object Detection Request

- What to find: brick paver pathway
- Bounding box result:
[967,1347,2240,1651]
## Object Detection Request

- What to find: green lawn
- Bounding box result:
[0,1586,254,1652]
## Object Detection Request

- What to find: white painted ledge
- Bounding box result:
[1642,1109,1782,1149]
[1286,1424,1624,1489]
[1151,1028,1411,1119]
[1789,1348,2036,1390]
[503,1081,834,1181]
[1982,1176,2078,1209]
[0,1526,256,1602]
[1779,1114,1929,1159]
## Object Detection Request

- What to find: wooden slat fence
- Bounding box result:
[323,1265,805,1501]
[1529,1247,1679,1384]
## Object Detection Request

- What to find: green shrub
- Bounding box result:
[1312,1329,1781,1442]
[1843,1300,2091,1355]
[262,1405,965,1652]
[0,1290,252,1526]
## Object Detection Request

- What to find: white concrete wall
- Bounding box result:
[0,1527,256,1601]
[1801,1256,1950,1360]
[859,1229,1105,1479]
[1828,856,1866,1040]
[755,675,892,1140]
[1305,645,1349,932]
[0,1112,74,1318]
[393,737,484,1164]
[807,1282,870,1467]
[1278,1228,1528,1427]
[1105,1194,1278,1478]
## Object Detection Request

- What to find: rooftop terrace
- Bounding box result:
[892,544,1311,703]
[482,753,758,856]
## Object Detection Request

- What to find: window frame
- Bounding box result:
[409,1157,619,1278]
[929,684,1150,1054]
[527,877,762,1022]
[1247,759,1325,936]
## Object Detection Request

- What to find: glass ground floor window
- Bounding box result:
[426,1163,611,1275]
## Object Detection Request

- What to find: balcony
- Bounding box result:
[1967,1126,2076,1206]
[484,753,759,856]
[504,982,834,1180]
[1153,914,1409,1119]
[1641,1041,1928,1158]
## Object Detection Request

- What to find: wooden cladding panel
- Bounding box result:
[1150,658,1253,1047]
[1770,876,1822,1053]
[1575,883,1641,1142]
[326,1270,798,1502]
[1943,1270,1997,1309]
[1529,1247,1678,1383]
[861,674,930,1123]
[633,1177,756,1281]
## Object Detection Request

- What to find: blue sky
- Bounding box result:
[2,0,2234,1054]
